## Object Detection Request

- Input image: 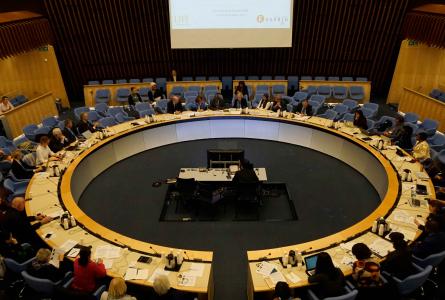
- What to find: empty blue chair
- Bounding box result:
[309,95,326,106]
[5,257,35,281]
[342,99,358,111]
[371,116,396,133]
[362,103,379,118]
[418,118,439,136]
[301,75,312,81]
[318,109,338,120]
[184,96,196,104]
[342,76,354,81]
[116,88,131,104]
[102,80,113,84]
[288,76,299,90]
[308,281,358,300]
[318,86,332,98]
[188,86,201,93]
[142,77,154,83]
[155,99,169,113]
[195,76,206,81]
[23,124,38,141]
[261,75,272,80]
[41,116,58,128]
[9,97,20,106]
[98,117,118,127]
[204,85,218,92]
[404,112,419,124]
[349,86,365,101]
[87,111,101,122]
[22,270,69,297]
[333,104,349,119]
[106,107,126,118]
[4,178,28,201]
[272,85,286,96]
[94,103,108,117]
[341,113,355,122]
[248,75,259,80]
[438,93,445,102]
[135,102,155,116]
[252,95,263,108]
[429,89,441,99]
[74,106,90,120]
[274,75,286,80]
[129,79,141,83]
[308,100,321,114]
[328,76,340,81]
[95,89,111,104]
[314,76,326,81]
[382,264,432,296]
[115,112,135,123]
[293,91,308,102]
[333,86,348,100]
[222,76,232,90]
[63,278,106,300]
[88,80,100,85]
[208,76,219,81]
[139,87,150,102]
[427,133,445,151]
[235,76,246,80]
[356,77,368,82]
[204,91,217,102]
[34,126,51,137]
[116,79,127,84]
[360,108,374,119]
[155,77,167,91]
[0,159,12,176]
[184,91,198,99]
[438,149,445,165]
[14,94,27,105]
[0,136,16,153]
[303,85,317,96]
[169,86,185,97]
[256,85,269,95]
[182,76,193,81]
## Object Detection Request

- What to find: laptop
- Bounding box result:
[416,184,428,195]
[304,254,319,276]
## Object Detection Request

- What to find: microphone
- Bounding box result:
[113,239,126,248]
[150,246,161,257]
[183,251,190,260]
[259,252,272,261]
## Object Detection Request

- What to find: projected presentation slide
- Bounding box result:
[169,0,293,49]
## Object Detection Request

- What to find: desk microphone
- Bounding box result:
[183,251,190,260]
[259,252,272,261]
[113,239,126,248]
[150,246,161,257]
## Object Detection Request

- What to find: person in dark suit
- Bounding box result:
[233,92,248,109]
[412,219,445,258]
[62,119,77,143]
[10,150,41,180]
[127,87,142,106]
[234,81,249,99]
[233,160,259,184]
[271,95,285,112]
[353,110,368,130]
[193,95,207,111]
[49,128,69,153]
[395,125,413,150]
[167,96,183,114]
[293,99,313,116]
[148,83,163,102]
[209,93,225,110]
[170,69,179,82]
[380,232,416,279]
[76,112,97,135]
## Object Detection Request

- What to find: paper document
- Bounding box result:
[340,255,355,267]
[178,274,197,287]
[103,259,114,269]
[255,261,276,276]
[94,245,121,259]
[60,240,77,253]
[49,248,64,268]
[286,272,302,283]
[391,225,417,241]
[269,270,286,285]
[392,210,415,225]
[124,268,149,280]
[67,248,80,258]
[183,263,205,277]
[369,238,394,257]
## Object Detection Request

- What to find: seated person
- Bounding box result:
[234,81,249,99]
[233,160,259,184]
[351,243,383,288]
[152,275,181,300]
[148,83,163,102]
[257,93,272,109]
[353,110,368,130]
[412,219,445,259]
[100,277,136,300]
[384,115,404,139]
[380,232,416,279]
[49,128,69,153]
[36,136,60,166]
[71,247,106,293]
[77,112,98,135]
[232,92,248,109]
[271,95,285,112]
[0,230,34,263]
[0,96,14,114]
[273,281,295,300]
[167,96,183,114]
[395,125,413,150]
[412,131,430,163]
[27,248,68,282]
[63,119,77,144]
[209,93,225,110]
[11,150,41,180]
[308,252,346,298]
[193,95,207,112]
[128,87,142,106]
[293,99,313,116]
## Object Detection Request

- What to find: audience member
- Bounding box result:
[167,96,183,114]
[194,95,207,111]
[384,115,404,140]
[152,275,180,300]
[232,91,248,109]
[257,93,272,109]
[234,81,249,99]
[0,96,13,114]
[77,112,98,135]
[209,93,225,110]
[36,136,59,166]
[100,277,136,300]
[412,218,445,258]
[293,99,313,116]
[49,127,69,153]
[71,247,106,293]
[351,243,383,288]
[27,248,69,282]
[11,150,41,180]
[380,232,416,279]
[128,87,142,106]
[0,230,34,262]
[308,252,346,298]
[271,95,284,112]
[63,119,77,144]
[148,83,163,102]
[353,110,368,130]
[412,131,430,163]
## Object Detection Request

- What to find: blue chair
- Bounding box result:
[74,107,90,120]
[106,107,127,118]
[301,75,312,81]
[98,117,118,128]
[252,95,263,108]
[308,100,321,115]
[185,96,196,104]
[382,264,432,296]
[288,76,299,91]
[102,80,114,84]
[362,103,379,118]
[4,178,28,201]
[195,76,206,81]
[333,86,348,100]
[169,86,185,97]
[404,122,418,137]
[274,75,286,80]
[155,77,167,92]
[248,75,259,80]
[256,85,269,95]
[129,78,140,83]
[8,169,32,183]
[88,80,100,85]
[318,109,338,120]
[22,270,70,297]
[328,76,340,81]
[309,95,326,106]
[318,86,332,98]
[184,91,199,98]
[88,111,101,122]
[182,76,193,81]
[63,278,106,300]
[404,112,419,124]
[0,160,12,176]
[5,256,35,296]
[155,99,169,113]
[342,99,358,111]
[116,79,127,84]
[293,91,308,102]
[261,75,272,80]
[34,126,51,138]
[308,281,358,300]
[438,93,445,102]
[412,249,445,270]
[41,116,58,128]
[204,91,217,102]
[139,87,150,102]
[116,88,131,104]
[94,103,108,117]
[356,77,368,82]
[418,118,439,136]
[427,133,445,151]
[342,76,354,81]
[304,86,318,96]
[10,97,20,107]
[204,85,218,93]
[0,136,17,153]
[333,104,349,119]
[188,86,201,93]
[95,89,111,104]
[437,149,445,165]
[366,119,375,130]
[360,107,374,119]
[115,112,135,123]
[429,89,442,99]
[135,102,155,116]
[235,76,246,80]
[349,86,365,101]
[222,76,233,90]
[142,77,154,83]
[23,124,38,141]
[314,76,326,81]
[371,116,396,133]
[208,76,219,81]
[341,113,355,122]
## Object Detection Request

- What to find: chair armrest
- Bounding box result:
[63,277,74,288]
[307,289,319,300]
[381,271,400,283]
[15,181,30,189]
[345,280,356,291]
[63,271,73,280]
[412,263,424,272]
[94,284,107,299]
[22,256,36,267]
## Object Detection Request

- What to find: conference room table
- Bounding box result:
[25,108,434,300]
[178,168,267,182]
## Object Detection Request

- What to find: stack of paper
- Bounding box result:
[285,272,302,284]
[59,240,77,253]
[255,261,276,276]
[178,274,197,287]
[369,238,394,257]
[94,245,121,259]
[124,268,149,280]
[392,210,415,225]
[49,249,64,268]
[269,270,286,285]
[182,263,205,277]
[390,225,417,241]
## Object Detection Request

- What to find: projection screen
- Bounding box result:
[169,0,294,49]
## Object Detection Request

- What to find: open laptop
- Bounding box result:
[304,254,319,276]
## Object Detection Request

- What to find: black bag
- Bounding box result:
[377,120,392,132]
[123,105,139,118]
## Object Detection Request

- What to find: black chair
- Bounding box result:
[235,182,262,220]
[195,182,226,219]
[173,178,197,213]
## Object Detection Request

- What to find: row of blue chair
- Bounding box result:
[9,95,28,107]
[300,85,365,101]
[429,89,445,102]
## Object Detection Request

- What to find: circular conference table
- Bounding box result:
[25,109,435,300]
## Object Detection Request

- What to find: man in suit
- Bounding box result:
[209,93,225,110]
[293,99,313,116]
[148,83,163,102]
[63,119,77,143]
[167,96,183,114]
[233,92,248,109]
[76,112,97,135]
[128,87,142,106]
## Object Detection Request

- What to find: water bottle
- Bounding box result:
[70,215,76,227]
[282,252,288,267]
[371,220,378,233]
[378,224,385,236]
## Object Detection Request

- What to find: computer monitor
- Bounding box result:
[207,149,244,168]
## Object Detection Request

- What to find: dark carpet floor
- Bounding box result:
[77,138,381,300]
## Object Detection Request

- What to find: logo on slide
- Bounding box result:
[256,15,265,23]
[257,14,289,25]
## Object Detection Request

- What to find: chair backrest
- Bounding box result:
[274,75,286,80]
[204,85,218,92]
[98,117,118,128]
[34,126,51,136]
[404,112,419,124]
[342,99,358,110]
[95,89,110,98]
[208,76,219,81]
[396,265,432,295]
[301,75,312,81]
[360,107,374,119]
[256,85,269,93]
[155,77,167,90]
[94,103,108,113]
[341,113,355,122]
[234,76,246,80]
[363,102,379,112]
[116,79,127,84]
[139,87,150,97]
[88,111,101,122]
[272,85,286,94]
[195,76,206,81]
[350,86,364,95]
[222,76,233,90]
[334,104,349,114]
[356,77,368,82]
[184,91,198,98]
[42,116,58,128]
[293,91,308,101]
[309,94,326,105]
[413,249,445,268]
[366,119,375,129]
[318,86,332,95]
[4,257,34,274]
[116,88,130,98]
[287,76,299,89]
[188,86,201,93]
[342,76,353,81]
[261,75,272,80]
[324,289,358,300]
[74,107,90,119]
[22,270,59,295]
[420,118,438,130]
[88,80,100,85]
[328,76,340,81]
[248,75,259,80]
[142,77,154,83]
[314,76,326,81]
[322,109,338,119]
[333,86,347,94]
[182,76,193,81]
[135,102,150,112]
[129,79,140,83]
[107,107,125,117]
[102,80,113,84]
[156,99,169,111]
